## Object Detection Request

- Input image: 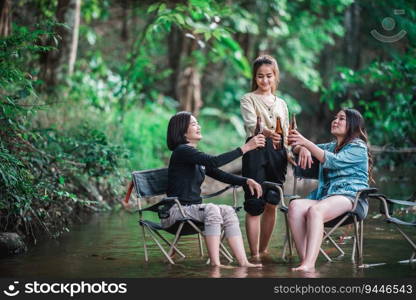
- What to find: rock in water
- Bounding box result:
[0,233,27,257]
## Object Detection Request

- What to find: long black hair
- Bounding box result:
[335,108,374,183]
[167,111,192,151]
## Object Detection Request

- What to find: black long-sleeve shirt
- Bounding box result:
[167,144,247,205]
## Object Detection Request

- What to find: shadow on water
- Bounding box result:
[1,167,415,278]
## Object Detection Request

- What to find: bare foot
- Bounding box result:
[250,254,261,262]
[259,249,270,256]
[291,264,315,272]
[239,262,262,268]
[210,263,235,269]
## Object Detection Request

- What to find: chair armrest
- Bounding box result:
[201,185,236,199]
[368,194,393,218]
[262,181,286,208]
[140,197,178,213]
[172,198,189,218]
[351,188,378,211]
[202,185,240,209]
[386,198,416,206]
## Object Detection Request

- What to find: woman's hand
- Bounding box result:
[288,129,308,148]
[270,132,282,149]
[246,178,262,198]
[241,134,265,153]
[298,146,313,169]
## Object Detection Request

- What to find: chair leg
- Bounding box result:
[198,233,204,257]
[393,224,416,262]
[284,214,293,257]
[219,243,233,263]
[352,236,356,263]
[145,225,175,264]
[359,220,364,264]
[410,251,416,263]
[282,235,289,261]
[168,222,184,257]
[353,217,362,264]
[325,230,345,257]
[320,215,349,261]
[320,247,332,262]
[153,230,186,259]
[140,224,149,262]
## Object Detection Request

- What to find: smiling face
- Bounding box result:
[331,110,348,138]
[255,64,276,94]
[185,115,202,144]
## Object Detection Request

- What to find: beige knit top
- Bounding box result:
[240,92,290,149]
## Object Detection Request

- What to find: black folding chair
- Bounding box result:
[369,193,416,264]
[123,168,240,264]
[280,157,376,264]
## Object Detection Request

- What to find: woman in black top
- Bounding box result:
[163,111,264,267]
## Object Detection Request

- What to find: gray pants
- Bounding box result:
[161,203,242,237]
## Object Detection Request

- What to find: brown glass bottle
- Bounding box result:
[254,115,263,135]
[290,114,297,131]
[275,116,283,150]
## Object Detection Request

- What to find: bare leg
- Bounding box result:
[288,199,316,261]
[205,235,222,266]
[259,203,277,254]
[227,236,262,267]
[245,214,261,258]
[292,196,353,272]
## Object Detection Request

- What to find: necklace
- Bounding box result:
[259,94,276,110]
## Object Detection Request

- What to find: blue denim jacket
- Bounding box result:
[308,138,369,200]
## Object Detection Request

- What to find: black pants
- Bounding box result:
[242,137,287,216]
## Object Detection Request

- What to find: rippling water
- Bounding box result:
[1,168,415,278]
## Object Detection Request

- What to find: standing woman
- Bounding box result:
[164,111,265,267]
[287,109,372,272]
[240,55,308,259]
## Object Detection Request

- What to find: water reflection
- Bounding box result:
[0,168,415,278]
[209,266,249,278]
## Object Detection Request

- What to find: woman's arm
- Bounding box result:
[288,130,367,168]
[288,130,325,163]
[206,167,262,198]
[176,136,265,168]
[292,145,314,169]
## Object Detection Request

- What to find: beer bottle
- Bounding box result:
[275,116,283,150]
[254,115,263,135]
[290,114,297,131]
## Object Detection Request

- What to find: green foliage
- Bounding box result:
[147,0,251,77]
[0,22,126,240]
[321,50,416,147]
[0,22,54,94]
[122,103,173,170]
[275,0,352,92]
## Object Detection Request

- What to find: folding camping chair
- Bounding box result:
[123,168,240,264]
[369,193,416,264]
[280,157,376,264]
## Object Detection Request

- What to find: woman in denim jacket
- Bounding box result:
[287,108,372,272]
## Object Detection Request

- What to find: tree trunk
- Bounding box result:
[0,0,11,37]
[167,24,184,100]
[177,38,202,116]
[68,0,81,76]
[343,2,361,70]
[120,0,129,41]
[39,0,81,89]
[177,65,203,116]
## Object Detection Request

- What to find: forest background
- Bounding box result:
[1,0,415,245]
